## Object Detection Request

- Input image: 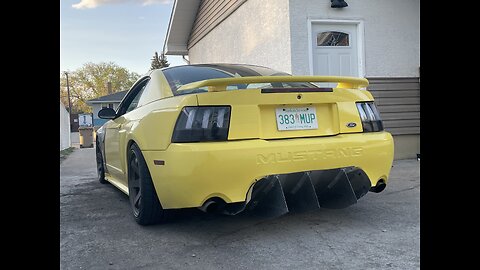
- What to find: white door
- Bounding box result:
[312,23,359,77]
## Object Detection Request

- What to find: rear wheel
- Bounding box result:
[128,143,167,225]
[96,143,107,184]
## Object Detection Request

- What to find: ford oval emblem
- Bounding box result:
[346,122,357,128]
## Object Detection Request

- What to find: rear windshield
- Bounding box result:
[162,64,318,96]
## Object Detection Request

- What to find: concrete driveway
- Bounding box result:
[60,148,420,270]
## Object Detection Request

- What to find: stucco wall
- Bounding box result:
[188,0,292,73]
[60,101,71,150]
[289,0,420,77]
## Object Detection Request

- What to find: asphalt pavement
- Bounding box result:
[60,147,420,270]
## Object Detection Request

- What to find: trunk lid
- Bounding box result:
[177,76,374,140]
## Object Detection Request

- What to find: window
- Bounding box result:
[116,77,150,116]
[101,103,107,108]
[317,31,349,46]
[162,64,318,95]
[125,86,146,113]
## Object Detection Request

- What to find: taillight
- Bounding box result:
[172,106,231,142]
[356,102,384,132]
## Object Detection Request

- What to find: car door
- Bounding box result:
[104,77,150,184]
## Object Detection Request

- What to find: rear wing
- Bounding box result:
[177,75,369,92]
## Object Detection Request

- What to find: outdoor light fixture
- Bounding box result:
[331,0,348,8]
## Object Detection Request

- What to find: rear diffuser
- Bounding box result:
[224,167,371,216]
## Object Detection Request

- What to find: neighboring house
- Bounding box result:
[164,0,419,159]
[86,90,128,127]
[60,101,71,150]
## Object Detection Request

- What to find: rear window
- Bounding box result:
[162,64,318,96]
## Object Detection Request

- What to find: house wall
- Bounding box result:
[188,0,248,50]
[188,0,292,73]
[60,102,71,150]
[289,0,420,159]
[187,0,420,159]
[368,77,420,136]
[368,77,420,159]
[288,0,420,77]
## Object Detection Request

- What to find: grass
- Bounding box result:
[60,147,75,163]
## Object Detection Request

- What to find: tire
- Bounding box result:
[128,143,167,225]
[96,142,108,184]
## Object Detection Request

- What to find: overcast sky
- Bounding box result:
[60,0,185,75]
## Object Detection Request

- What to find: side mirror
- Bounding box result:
[98,108,116,119]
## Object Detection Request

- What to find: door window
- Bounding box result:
[317,31,349,47]
[125,87,146,113]
[116,78,150,116]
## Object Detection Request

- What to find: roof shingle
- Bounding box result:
[87,90,128,103]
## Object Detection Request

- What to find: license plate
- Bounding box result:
[275,106,318,131]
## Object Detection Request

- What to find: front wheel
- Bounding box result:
[128,143,167,225]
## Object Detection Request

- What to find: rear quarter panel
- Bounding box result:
[127,94,198,152]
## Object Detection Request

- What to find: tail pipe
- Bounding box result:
[198,197,227,213]
[369,180,386,193]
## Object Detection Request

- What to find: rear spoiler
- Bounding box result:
[177,76,369,92]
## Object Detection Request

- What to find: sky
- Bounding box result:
[60,0,185,75]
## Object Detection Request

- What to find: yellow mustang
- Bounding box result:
[95,64,394,225]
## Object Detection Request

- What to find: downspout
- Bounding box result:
[182,55,190,64]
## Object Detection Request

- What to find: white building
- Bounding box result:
[165,0,420,159]
[60,101,71,150]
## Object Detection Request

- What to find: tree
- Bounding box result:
[159,52,170,68]
[60,62,140,113]
[150,51,170,70]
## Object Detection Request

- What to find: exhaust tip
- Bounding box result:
[370,180,386,193]
[198,198,226,213]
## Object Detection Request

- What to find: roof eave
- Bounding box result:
[164,0,200,56]
[165,44,189,55]
[86,100,122,104]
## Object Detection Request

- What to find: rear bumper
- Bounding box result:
[142,131,394,209]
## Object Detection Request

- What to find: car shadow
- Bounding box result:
[100,178,367,239]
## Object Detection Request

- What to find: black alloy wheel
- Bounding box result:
[127,143,167,225]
